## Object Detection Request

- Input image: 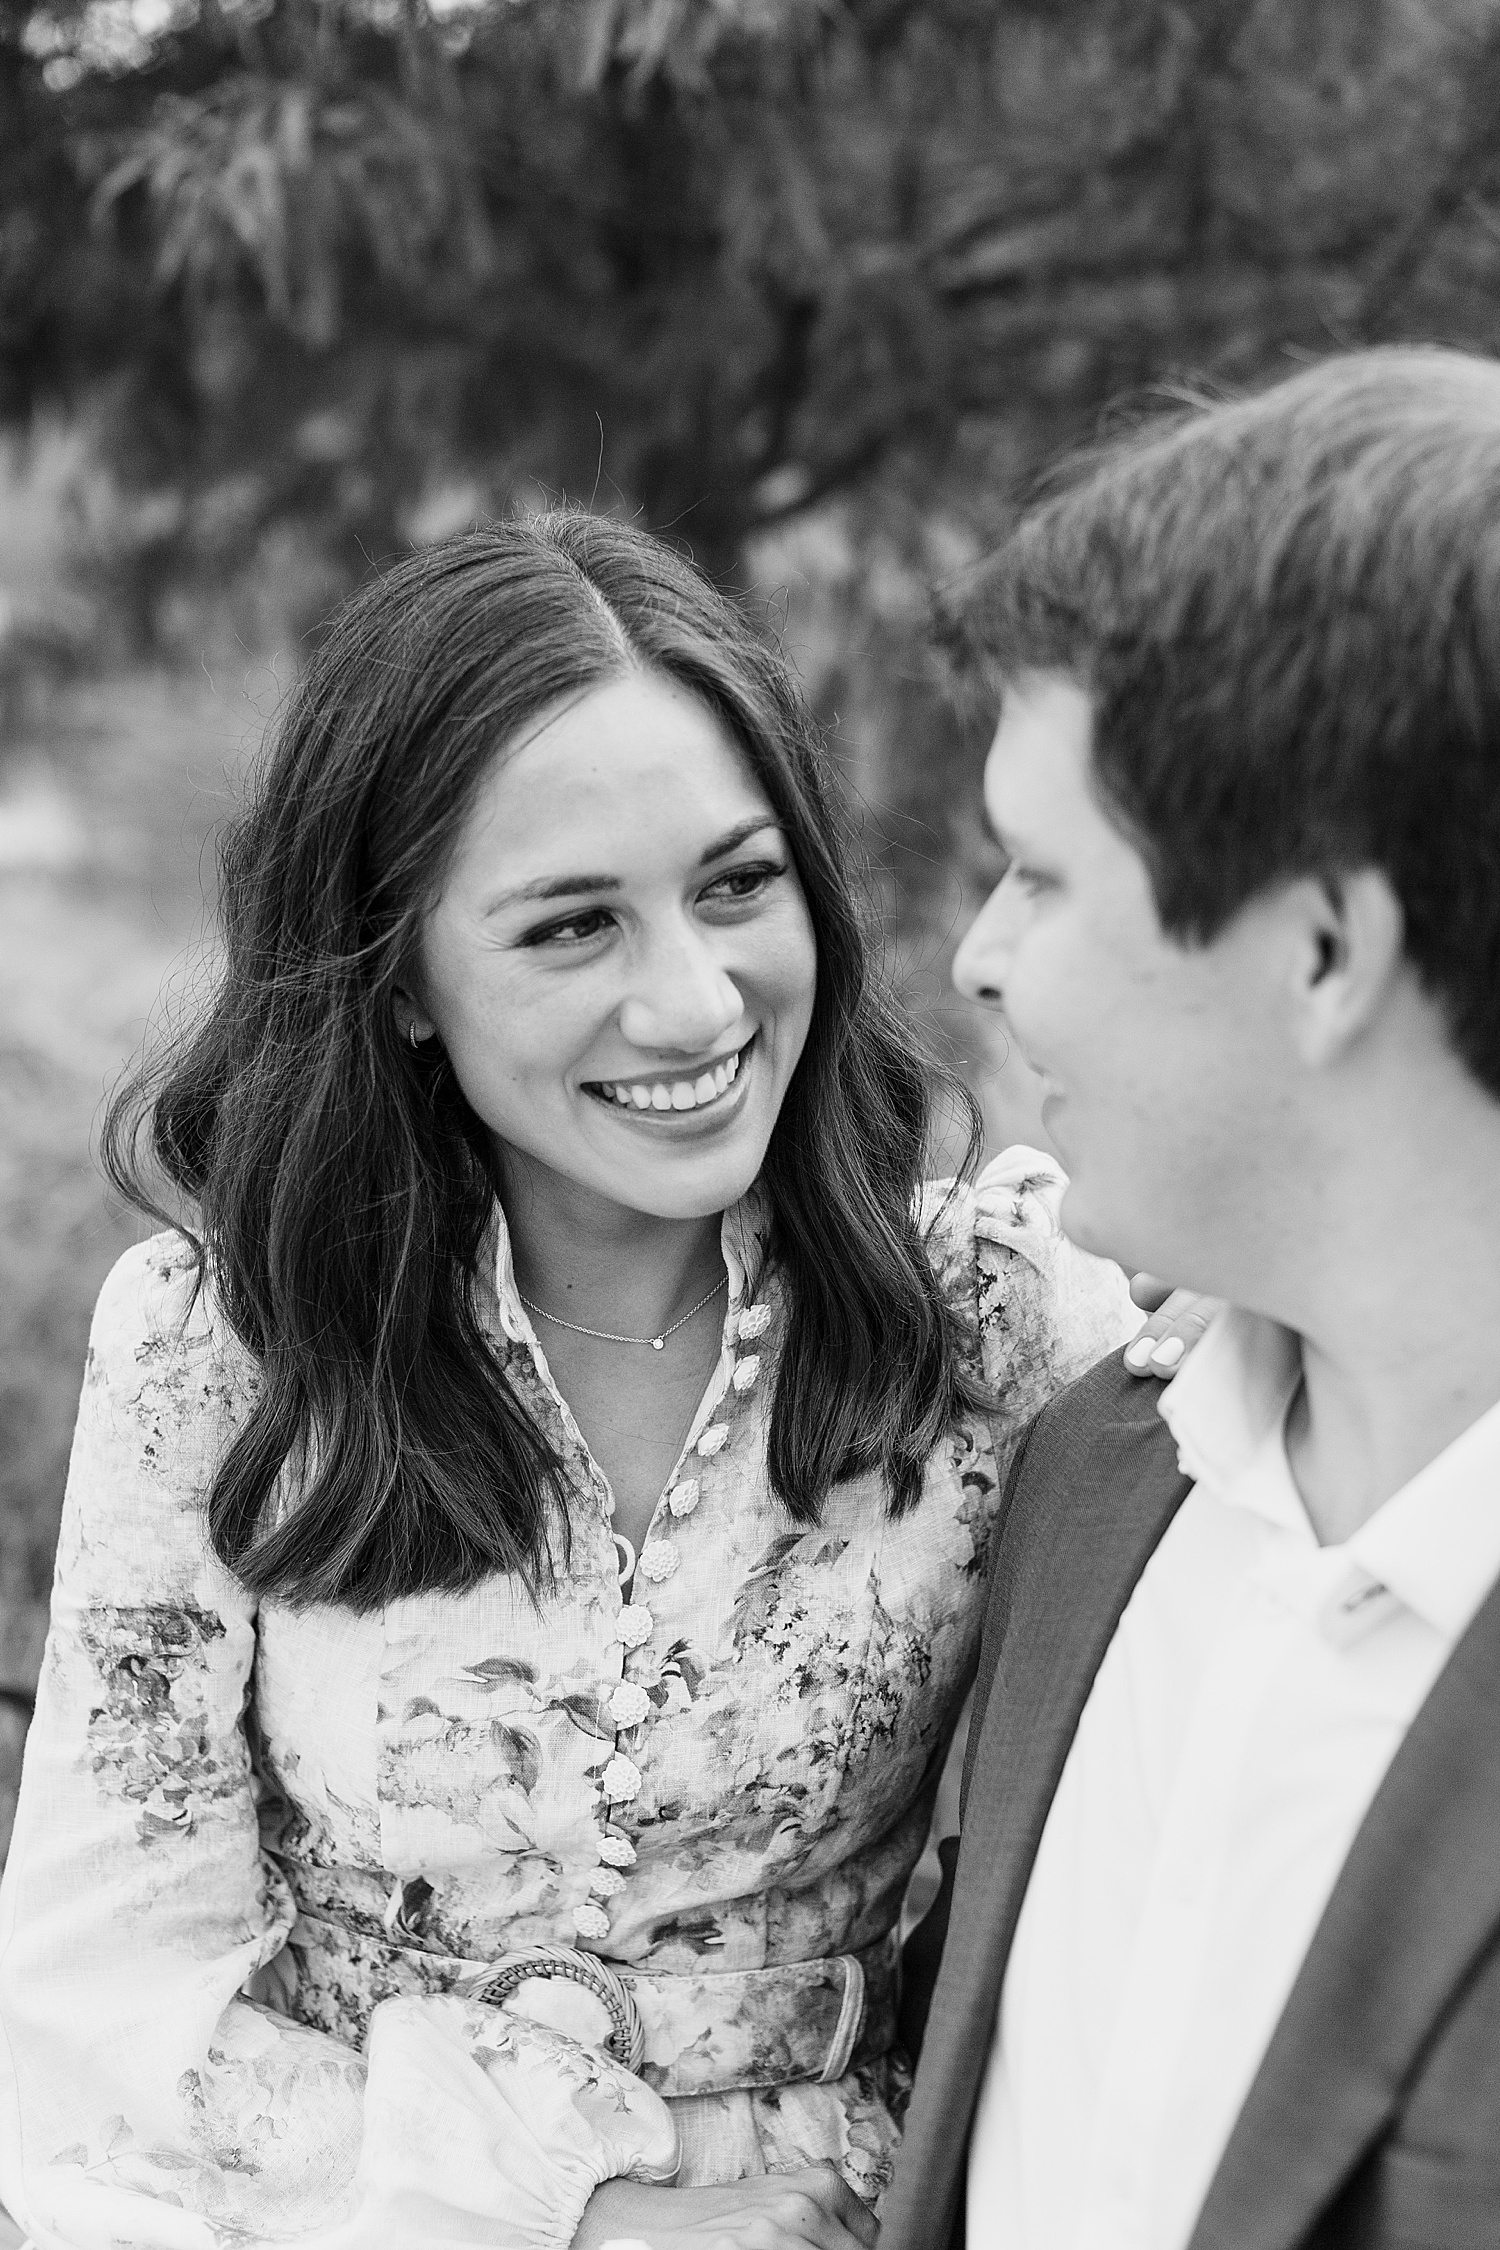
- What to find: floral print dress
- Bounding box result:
[0,1149,1134,2250]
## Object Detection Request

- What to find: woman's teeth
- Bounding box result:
[600,1047,743,1113]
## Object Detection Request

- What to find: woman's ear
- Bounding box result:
[1289,869,1405,1067]
[393,987,437,1047]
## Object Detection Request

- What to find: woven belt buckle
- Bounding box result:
[462,1943,646,2074]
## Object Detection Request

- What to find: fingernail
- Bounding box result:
[1151,1336,1185,1369]
[1125,1336,1155,1369]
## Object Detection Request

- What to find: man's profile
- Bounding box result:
[887,347,1500,2250]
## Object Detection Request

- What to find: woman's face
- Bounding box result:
[413,670,819,1228]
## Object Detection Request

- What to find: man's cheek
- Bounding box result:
[1007,966,1069,1073]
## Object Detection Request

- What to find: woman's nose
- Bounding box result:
[618,928,741,1053]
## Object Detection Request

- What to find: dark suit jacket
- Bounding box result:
[882,1351,1500,2250]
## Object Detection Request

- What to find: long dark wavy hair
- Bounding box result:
[105,511,983,1609]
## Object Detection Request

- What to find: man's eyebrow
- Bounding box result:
[483,817,784,915]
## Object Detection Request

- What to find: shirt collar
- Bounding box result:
[490,1186,771,1346]
[1350,1398,1500,1642]
[1156,1306,1302,1501]
[1159,1306,1500,1646]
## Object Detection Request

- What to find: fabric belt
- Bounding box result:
[277,1897,900,2100]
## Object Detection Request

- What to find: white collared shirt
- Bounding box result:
[967,1308,1500,2250]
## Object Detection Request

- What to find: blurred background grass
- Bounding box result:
[0,437,282,1852]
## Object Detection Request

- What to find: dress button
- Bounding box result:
[615,1605,654,1648]
[600,1753,642,1803]
[667,1478,701,1517]
[637,1540,679,1584]
[610,1680,652,1728]
[697,1423,730,1457]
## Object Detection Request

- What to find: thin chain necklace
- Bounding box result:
[518,1275,728,1352]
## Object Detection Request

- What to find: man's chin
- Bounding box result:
[1056,1177,1141,1271]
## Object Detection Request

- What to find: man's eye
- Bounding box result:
[522,908,614,947]
[702,861,788,904]
[1006,864,1054,896]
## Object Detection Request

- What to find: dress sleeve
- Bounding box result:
[958,1144,1139,1461]
[0,1238,675,2250]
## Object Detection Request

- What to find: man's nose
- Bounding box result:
[952,888,1013,1006]
[618,926,741,1052]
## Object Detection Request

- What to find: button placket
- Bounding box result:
[577,1500,650,1939]
[579,1294,771,1942]
[607,1283,770,1616]
[577,1731,644,1943]
[625,1383,741,1620]
[635,1392,741,1598]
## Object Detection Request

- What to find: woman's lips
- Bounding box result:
[583,1034,758,1126]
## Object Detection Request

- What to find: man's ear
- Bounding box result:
[1290,869,1406,1066]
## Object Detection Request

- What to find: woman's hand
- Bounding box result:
[1123,1276,1224,1378]
[573,2164,879,2250]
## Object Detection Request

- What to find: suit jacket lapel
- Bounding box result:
[881,1362,1190,2250]
[1189,1574,1500,2250]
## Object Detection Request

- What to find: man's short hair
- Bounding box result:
[958,346,1500,1095]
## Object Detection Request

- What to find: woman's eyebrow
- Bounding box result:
[483,818,784,916]
[698,815,782,864]
[484,871,623,913]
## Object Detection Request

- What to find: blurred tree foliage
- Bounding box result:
[5,0,1500,974]
[8,0,1500,601]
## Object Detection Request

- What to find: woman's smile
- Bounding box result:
[582,1032,754,1122]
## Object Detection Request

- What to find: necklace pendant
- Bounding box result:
[651,1336,665,1351]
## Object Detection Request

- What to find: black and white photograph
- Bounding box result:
[2,4,1499,2245]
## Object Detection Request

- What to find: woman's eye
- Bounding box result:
[702,860,788,905]
[522,907,615,947]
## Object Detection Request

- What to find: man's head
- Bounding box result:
[952,348,1500,1303]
